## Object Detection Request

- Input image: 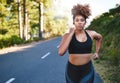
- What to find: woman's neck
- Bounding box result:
[75,29,85,34]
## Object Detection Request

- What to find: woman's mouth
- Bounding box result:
[78,26,82,28]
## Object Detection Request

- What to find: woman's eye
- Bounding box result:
[75,19,79,22]
[75,19,85,22]
[80,18,85,22]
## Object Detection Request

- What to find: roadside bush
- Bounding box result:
[0,29,8,35]
[10,35,23,45]
[0,35,23,49]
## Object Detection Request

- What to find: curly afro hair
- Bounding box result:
[71,4,91,20]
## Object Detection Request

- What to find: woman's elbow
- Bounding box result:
[99,35,102,42]
[97,34,102,42]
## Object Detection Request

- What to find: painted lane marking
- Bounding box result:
[5,78,15,83]
[57,45,60,48]
[41,52,50,59]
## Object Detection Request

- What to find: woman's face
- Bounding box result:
[74,15,86,30]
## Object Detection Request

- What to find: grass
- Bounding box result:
[93,59,120,83]
[93,60,108,83]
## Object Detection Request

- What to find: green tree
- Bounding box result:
[88,5,120,82]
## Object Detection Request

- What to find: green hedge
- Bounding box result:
[0,35,23,49]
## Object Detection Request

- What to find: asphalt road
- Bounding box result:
[0,37,103,83]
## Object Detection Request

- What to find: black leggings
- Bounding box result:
[65,61,94,83]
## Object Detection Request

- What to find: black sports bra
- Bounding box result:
[68,31,92,54]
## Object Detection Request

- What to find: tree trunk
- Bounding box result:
[17,0,23,39]
[38,2,43,39]
[23,0,28,40]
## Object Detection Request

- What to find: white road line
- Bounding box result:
[57,45,60,48]
[41,52,50,59]
[5,78,15,83]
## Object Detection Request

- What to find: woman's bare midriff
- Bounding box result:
[69,53,93,65]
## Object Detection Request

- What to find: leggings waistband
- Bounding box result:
[67,60,92,70]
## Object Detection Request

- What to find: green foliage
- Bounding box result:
[0,35,23,49]
[43,15,68,38]
[0,29,8,34]
[0,0,68,49]
[88,5,120,82]
[6,0,14,4]
[0,3,10,17]
[10,35,24,45]
[0,0,6,4]
[107,65,120,82]
[109,6,120,15]
[42,0,53,8]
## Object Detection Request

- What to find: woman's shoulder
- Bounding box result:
[85,30,98,39]
[85,29,94,35]
[85,29,96,33]
[85,29,102,39]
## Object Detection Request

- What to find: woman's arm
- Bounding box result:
[92,31,102,59]
[58,28,75,56]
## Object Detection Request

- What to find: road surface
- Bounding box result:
[0,37,103,83]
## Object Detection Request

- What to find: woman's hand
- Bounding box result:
[93,53,99,60]
[58,26,75,56]
[69,27,75,36]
